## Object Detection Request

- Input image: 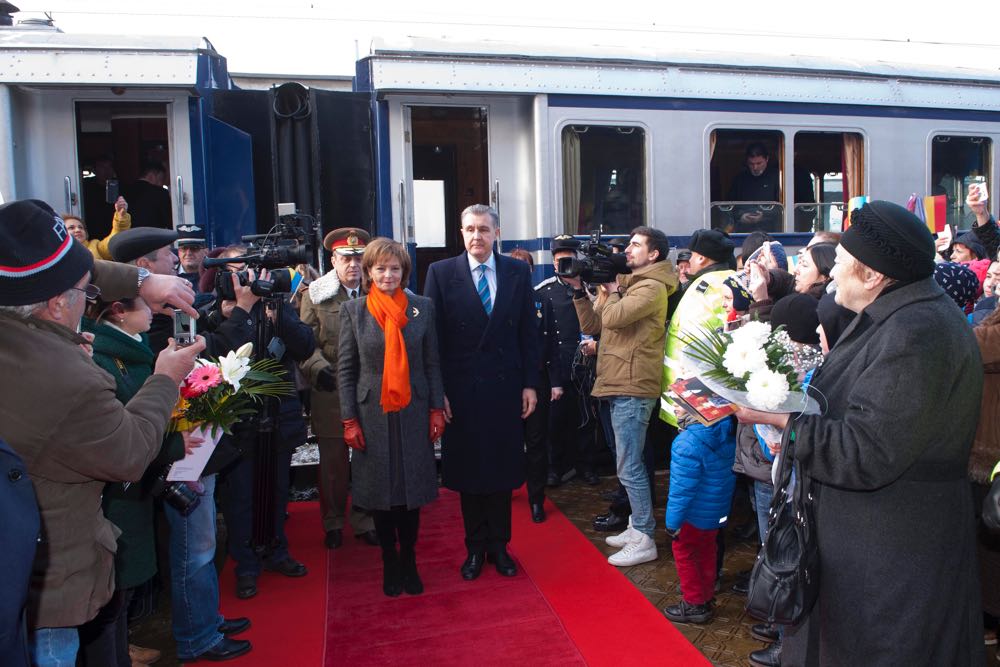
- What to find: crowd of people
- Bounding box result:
[1,184,999,667]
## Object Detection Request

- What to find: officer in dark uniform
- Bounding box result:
[534,236,600,490]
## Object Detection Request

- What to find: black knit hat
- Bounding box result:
[0,199,95,306]
[688,229,736,264]
[840,201,936,281]
[109,227,179,263]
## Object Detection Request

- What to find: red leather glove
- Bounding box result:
[429,409,446,443]
[342,418,366,451]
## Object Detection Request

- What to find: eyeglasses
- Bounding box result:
[70,284,102,302]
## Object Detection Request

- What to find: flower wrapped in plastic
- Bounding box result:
[170,343,294,434]
[681,323,823,414]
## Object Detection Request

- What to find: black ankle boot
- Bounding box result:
[400,548,423,595]
[382,551,403,597]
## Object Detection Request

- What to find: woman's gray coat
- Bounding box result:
[785,277,984,666]
[337,293,444,511]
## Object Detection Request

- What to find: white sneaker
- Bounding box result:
[608,532,657,567]
[605,518,638,547]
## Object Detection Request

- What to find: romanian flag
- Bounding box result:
[842,195,870,230]
[922,195,947,234]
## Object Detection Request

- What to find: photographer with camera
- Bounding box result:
[572,226,678,567]
[108,229,255,662]
[204,245,316,601]
[0,199,202,667]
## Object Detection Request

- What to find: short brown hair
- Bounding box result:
[508,248,534,267]
[362,237,411,286]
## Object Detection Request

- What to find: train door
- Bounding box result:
[403,105,490,290]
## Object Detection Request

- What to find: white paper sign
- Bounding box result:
[166,424,222,482]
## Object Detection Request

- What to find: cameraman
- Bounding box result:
[203,246,316,600]
[0,200,202,667]
[573,226,677,567]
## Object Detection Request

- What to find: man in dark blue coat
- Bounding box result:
[424,204,540,580]
[0,437,39,667]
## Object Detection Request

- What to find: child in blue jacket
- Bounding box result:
[662,416,737,624]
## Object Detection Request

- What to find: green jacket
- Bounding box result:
[659,264,735,426]
[573,260,678,399]
[85,319,180,589]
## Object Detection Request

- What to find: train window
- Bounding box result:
[793,132,865,232]
[710,129,784,233]
[413,179,448,247]
[562,125,645,235]
[931,135,992,231]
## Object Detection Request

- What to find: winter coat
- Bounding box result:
[784,277,984,667]
[0,261,177,628]
[573,260,677,399]
[423,252,541,494]
[733,422,773,483]
[660,263,734,426]
[337,294,444,510]
[85,319,182,590]
[0,437,38,667]
[83,208,131,261]
[299,270,352,439]
[972,215,1000,262]
[973,316,1000,484]
[665,418,737,531]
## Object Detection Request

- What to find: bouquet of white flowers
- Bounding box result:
[682,321,822,413]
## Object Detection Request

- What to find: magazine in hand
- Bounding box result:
[667,376,736,426]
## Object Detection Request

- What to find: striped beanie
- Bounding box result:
[0,199,94,306]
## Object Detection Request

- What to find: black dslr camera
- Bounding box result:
[205,215,315,300]
[554,228,631,284]
[149,467,201,516]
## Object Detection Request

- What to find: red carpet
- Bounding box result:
[217,492,709,666]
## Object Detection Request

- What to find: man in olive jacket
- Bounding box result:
[299,227,377,548]
[573,226,677,568]
[0,200,201,665]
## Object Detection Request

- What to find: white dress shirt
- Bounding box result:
[467,252,497,310]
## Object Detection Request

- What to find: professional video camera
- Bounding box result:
[205,214,315,300]
[554,228,631,284]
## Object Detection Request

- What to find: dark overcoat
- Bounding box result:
[785,277,985,666]
[423,252,541,494]
[0,438,38,667]
[337,293,444,510]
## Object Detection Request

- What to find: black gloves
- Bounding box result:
[316,366,337,392]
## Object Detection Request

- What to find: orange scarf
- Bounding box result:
[366,286,411,412]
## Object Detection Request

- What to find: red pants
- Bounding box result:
[671,523,718,605]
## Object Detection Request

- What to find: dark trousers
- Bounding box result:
[549,382,598,476]
[524,380,551,506]
[217,439,295,577]
[79,587,133,667]
[373,507,420,555]
[460,490,512,555]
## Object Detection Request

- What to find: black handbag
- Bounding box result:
[745,425,820,626]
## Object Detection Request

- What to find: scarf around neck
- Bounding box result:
[366,286,411,412]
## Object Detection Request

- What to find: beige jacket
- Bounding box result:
[574,260,677,398]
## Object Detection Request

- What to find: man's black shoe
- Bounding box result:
[235,575,257,600]
[582,470,600,486]
[732,569,751,595]
[487,549,518,576]
[531,502,546,523]
[662,600,714,624]
[546,471,562,487]
[460,552,485,580]
[748,640,782,667]
[751,623,780,643]
[324,529,343,549]
[186,637,252,662]
[263,557,308,577]
[355,530,379,546]
[592,510,628,532]
[218,618,251,637]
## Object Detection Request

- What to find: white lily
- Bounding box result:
[218,349,251,392]
[234,342,254,359]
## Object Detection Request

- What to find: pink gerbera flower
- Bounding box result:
[185,364,223,395]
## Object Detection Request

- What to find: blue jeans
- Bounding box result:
[163,474,224,660]
[29,627,78,667]
[608,396,657,538]
[754,479,775,544]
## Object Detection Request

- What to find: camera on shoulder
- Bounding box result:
[555,228,631,284]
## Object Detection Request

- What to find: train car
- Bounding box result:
[5,12,1000,287]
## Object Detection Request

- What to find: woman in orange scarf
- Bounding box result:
[337,238,446,597]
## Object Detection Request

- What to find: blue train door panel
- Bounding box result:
[205,117,256,247]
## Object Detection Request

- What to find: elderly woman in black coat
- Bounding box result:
[338,238,445,597]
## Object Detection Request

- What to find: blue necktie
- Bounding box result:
[477,265,492,315]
